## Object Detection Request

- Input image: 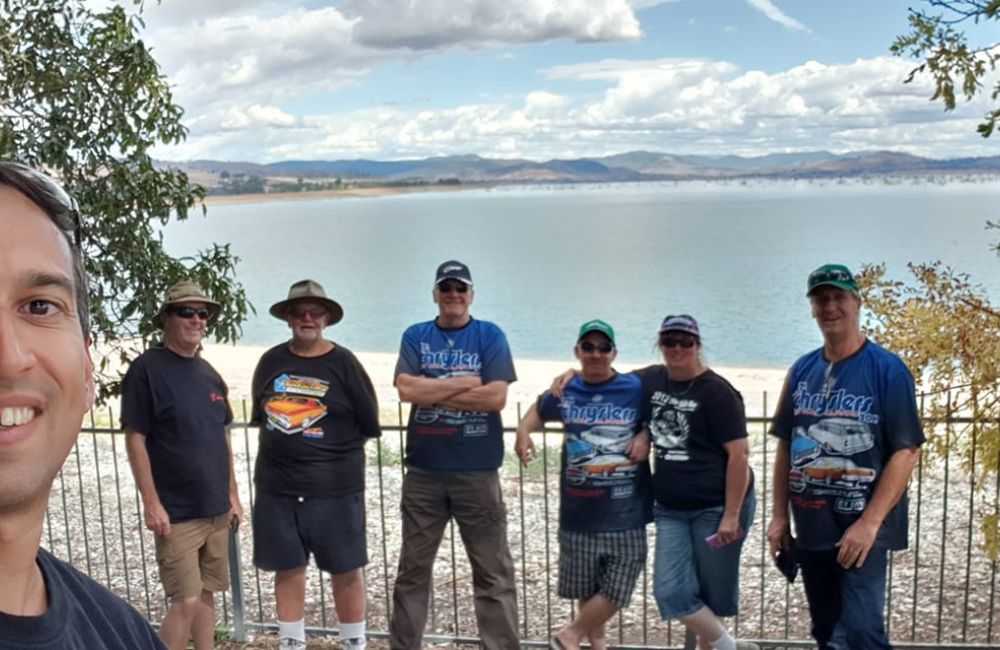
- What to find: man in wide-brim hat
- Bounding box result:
[122,279,242,650]
[250,279,380,650]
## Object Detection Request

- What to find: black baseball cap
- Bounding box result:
[435,260,473,285]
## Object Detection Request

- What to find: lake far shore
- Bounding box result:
[202,182,491,206]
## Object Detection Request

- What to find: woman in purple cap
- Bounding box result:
[633,314,757,650]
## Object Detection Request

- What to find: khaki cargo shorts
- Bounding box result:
[154,513,231,600]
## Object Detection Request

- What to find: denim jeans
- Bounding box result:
[652,488,756,619]
[798,547,892,650]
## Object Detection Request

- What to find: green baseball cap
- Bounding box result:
[577,319,616,345]
[807,263,859,296]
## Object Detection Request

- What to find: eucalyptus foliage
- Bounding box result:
[891,0,1000,139]
[859,263,1000,555]
[0,0,249,401]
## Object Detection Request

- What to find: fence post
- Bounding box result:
[228,529,247,642]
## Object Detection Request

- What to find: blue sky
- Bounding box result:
[133,0,998,162]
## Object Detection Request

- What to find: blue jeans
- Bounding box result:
[798,547,892,650]
[652,488,756,619]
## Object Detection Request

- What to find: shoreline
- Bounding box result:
[199,343,787,419]
[202,183,491,206]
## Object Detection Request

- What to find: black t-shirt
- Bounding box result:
[635,365,749,510]
[121,346,234,522]
[251,343,381,496]
[0,549,164,649]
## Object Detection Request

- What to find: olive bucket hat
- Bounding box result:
[152,280,222,329]
[268,279,344,325]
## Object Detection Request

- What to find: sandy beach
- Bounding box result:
[199,343,787,420]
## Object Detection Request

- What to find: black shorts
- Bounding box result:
[252,490,368,574]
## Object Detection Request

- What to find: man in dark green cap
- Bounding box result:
[766,263,924,650]
[516,319,651,650]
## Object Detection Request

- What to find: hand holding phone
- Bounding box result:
[705,527,744,550]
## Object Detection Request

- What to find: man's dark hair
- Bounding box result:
[0,161,90,338]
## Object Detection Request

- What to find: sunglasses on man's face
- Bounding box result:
[660,336,696,349]
[168,306,212,321]
[290,307,328,320]
[438,282,469,294]
[579,341,614,354]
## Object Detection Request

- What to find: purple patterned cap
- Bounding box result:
[658,314,700,338]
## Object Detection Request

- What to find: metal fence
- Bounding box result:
[45,397,1000,649]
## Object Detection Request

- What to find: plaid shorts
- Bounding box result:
[558,527,647,608]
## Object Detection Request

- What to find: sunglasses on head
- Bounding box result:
[810,268,853,285]
[438,282,469,294]
[290,306,328,319]
[579,341,614,354]
[2,163,83,247]
[168,306,212,321]
[660,336,696,349]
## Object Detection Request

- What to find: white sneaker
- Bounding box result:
[342,637,367,649]
[735,641,760,650]
[279,638,307,650]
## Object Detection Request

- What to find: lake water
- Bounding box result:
[163,179,1000,369]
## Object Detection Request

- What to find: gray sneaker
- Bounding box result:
[279,639,307,650]
[735,641,760,650]
[341,638,367,649]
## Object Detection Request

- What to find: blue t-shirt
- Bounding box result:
[537,373,652,533]
[771,340,925,551]
[394,317,517,471]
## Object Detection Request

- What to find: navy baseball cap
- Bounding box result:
[435,260,473,285]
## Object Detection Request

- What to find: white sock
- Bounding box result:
[340,620,366,642]
[711,632,736,650]
[278,618,306,643]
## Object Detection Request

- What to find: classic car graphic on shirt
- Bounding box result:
[264,395,328,434]
[806,418,875,456]
[564,427,637,486]
[796,457,876,487]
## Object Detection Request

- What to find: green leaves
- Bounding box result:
[1,0,249,402]
[892,1,1000,139]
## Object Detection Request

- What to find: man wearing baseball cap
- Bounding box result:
[516,319,650,650]
[389,260,519,650]
[250,280,380,650]
[766,263,924,649]
[122,280,243,650]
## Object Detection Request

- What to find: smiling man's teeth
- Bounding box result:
[0,407,36,427]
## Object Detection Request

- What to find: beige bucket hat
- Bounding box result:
[152,280,222,329]
[269,279,344,325]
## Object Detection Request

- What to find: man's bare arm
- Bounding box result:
[765,439,791,559]
[437,380,509,412]
[395,373,481,405]
[836,445,921,568]
[125,428,171,537]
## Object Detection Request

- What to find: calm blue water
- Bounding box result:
[163,180,1000,369]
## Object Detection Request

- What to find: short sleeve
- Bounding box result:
[120,358,153,435]
[479,324,517,384]
[394,327,421,380]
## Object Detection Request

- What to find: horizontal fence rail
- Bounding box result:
[44,396,1000,649]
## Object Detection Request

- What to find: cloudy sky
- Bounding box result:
[132,0,997,162]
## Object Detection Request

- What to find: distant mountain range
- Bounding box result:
[170,150,1000,185]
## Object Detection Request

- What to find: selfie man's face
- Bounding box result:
[0,186,94,512]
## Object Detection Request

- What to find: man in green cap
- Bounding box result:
[122,280,243,650]
[766,263,924,650]
[515,319,651,650]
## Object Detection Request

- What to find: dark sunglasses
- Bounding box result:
[168,306,212,321]
[660,336,696,349]
[579,341,614,354]
[438,282,469,294]
[809,267,854,285]
[290,306,328,319]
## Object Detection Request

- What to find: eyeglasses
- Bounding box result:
[579,341,614,354]
[0,162,82,247]
[168,306,212,321]
[660,336,697,349]
[290,306,328,320]
[438,282,469,294]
